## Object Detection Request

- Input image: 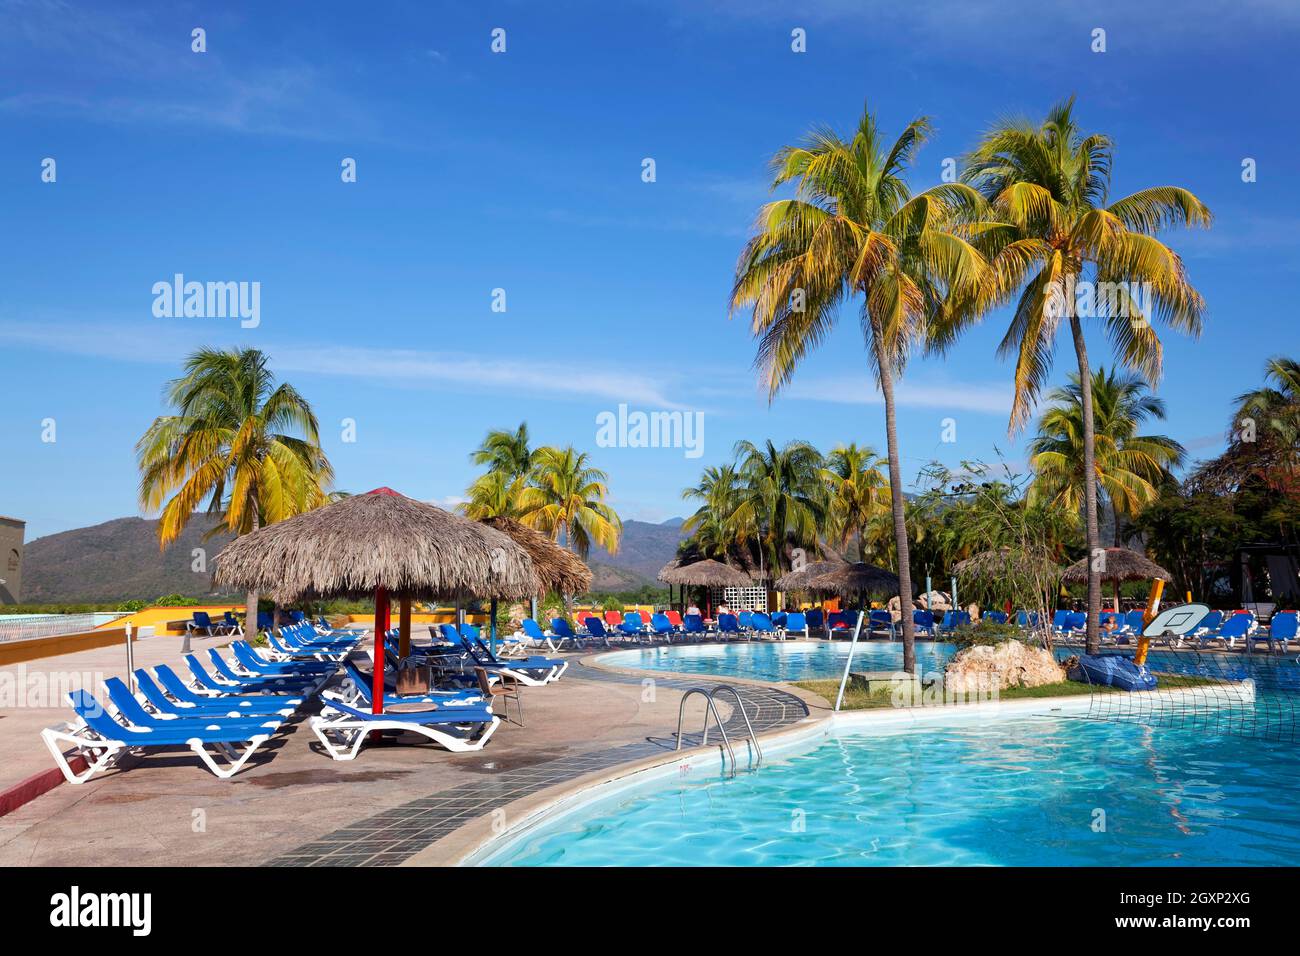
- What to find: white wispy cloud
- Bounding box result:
[0,319,682,407]
[784,377,1012,414]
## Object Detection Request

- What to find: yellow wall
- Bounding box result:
[96,605,243,634]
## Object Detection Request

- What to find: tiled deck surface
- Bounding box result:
[0,641,811,867]
[263,661,809,866]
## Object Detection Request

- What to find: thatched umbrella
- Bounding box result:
[1061,547,1172,612]
[479,516,592,597]
[774,555,849,593]
[954,548,1060,582]
[215,487,536,715]
[659,559,753,618]
[804,562,902,601]
[477,515,592,648]
[658,558,682,610]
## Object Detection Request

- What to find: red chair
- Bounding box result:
[604,610,623,627]
[665,610,683,629]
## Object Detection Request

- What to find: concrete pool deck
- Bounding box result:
[0,636,816,866]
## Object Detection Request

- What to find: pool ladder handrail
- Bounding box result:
[674,685,763,772]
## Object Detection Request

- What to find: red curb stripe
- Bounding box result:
[0,758,88,818]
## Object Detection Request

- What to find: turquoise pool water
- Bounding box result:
[598,641,957,682]
[488,715,1300,866]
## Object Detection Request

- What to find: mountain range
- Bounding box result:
[19,514,688,603]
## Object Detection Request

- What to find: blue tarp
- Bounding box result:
[1069,654,1158,692]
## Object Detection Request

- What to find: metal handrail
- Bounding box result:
[710,684,763,767]
[674,688,735,770]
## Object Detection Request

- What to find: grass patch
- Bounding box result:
[793,673,1218,711]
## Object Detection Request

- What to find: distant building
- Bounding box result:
[0,516,24,604]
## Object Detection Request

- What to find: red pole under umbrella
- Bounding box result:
[372,587,390,715]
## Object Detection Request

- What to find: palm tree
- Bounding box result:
[730,102,988,674]
[1030,367,1185,544]
[1234,356,1300,453]
[517,446,621,559]
[957,97,1210,653]
[681,464,744,554]
[463,423,534,519]
[822,443,888,561]
[136,348,333,628]
[731,439,825,577]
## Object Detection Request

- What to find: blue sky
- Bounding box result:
[2,0,1297,541]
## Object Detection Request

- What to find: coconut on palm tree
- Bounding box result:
[1030,367,1185,545]
[136,347,334,629]
[822,443,888,561]
[517,445,621,559]
[954,97,1210,653]
[730,103,988,674]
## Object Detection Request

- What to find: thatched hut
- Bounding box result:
[1061,547,1172,611]
[659,559,753,617]
[214,488,537,713]
[773,554,849,593]
[803,562,902,601]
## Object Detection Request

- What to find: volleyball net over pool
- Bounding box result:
[1073,647,1300,742]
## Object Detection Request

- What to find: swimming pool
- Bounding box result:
[482,708,1300,866]
[598,640,957,682]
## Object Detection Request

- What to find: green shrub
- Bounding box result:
[115,599,147,613]
[947,620,1027,650]
[154,593,200,607]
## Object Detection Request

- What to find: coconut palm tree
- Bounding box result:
[517,446,621,559]
[730,439,825,577]
[463,423,534,518]
[730,102,988,674]
[1234,356,1300,453]
[822,443,888,561]
[136,347,333,629]
[956,97,1210,652]
[1030,367,1185,544]
[681,464,743,550]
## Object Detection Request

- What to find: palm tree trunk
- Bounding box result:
[245,511,260,635]
[876,347,917,674]
[1068,313,1102,654]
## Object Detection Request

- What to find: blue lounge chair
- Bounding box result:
[256,611,275,633]
[1214,613,1257,648]
[716,613,741,639]
[1191,610,1224,642]
[43,689,278,781]
[222,611,244,636]
[1267,611,1298,649]
[868,609,895,639]
[805,608,825,633]
[134,669,298,718]
[827,611,858,638]
[649,612,676,641]
[783,611,807,640]
[619,612,648,641]
[750,612,776,639]
[458,635,566,685]
[682,614,707,639]
[737,611,755,634]
[550,617,587,648]
[152,664,303,712]
[198,651,323,693]
[103,678,284,737]
[230,641,336,677]
[339,659,485,709]
[984,610,1009,625]
[519,618,564,652]
[186,611,223,637]
[913,609,935,637]
[310,693,499,758]
[582,616,613,646]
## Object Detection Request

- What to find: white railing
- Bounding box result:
[0,613,108,643]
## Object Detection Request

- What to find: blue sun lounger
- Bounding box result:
[191,652,322,694]
[42,689,280,782]
[339,659,485,709]
[310,693,500,759]
[136,668,299,718]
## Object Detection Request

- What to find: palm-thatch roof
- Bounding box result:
[1060,547,1172,584]
[478,515,592,597]
[774,554,849,592]
[804,562,902,598]
[213,487,537,602]
[659,558,754,588]
[656,558,682,583]
[954,547,1059,581]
